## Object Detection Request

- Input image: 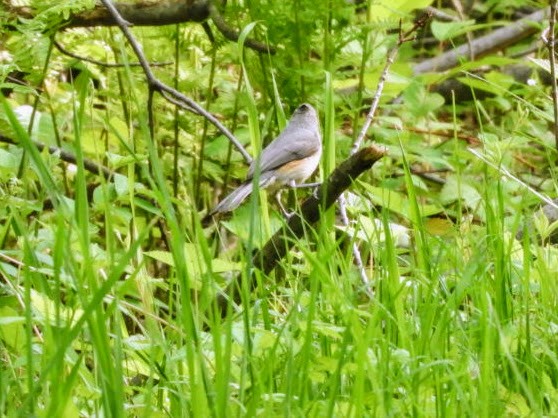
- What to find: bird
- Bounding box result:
[205,103,322,221]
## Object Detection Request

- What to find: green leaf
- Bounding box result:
[144,247,241,285]
[0,306,25,350]
[113,173,128,197]
[431,20,476,41]
[457,71,516,96]
[403,82,445,118]
[106,152,148,169]
[0,148,19,170]
[360,184,444,219]
[439,175,482,210]
[369,0,434,22]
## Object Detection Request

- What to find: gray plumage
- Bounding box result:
[207,103,321,216]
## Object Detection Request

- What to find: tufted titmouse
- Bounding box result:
[206,103,322,218]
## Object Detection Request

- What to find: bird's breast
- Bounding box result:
[274,148,322,184]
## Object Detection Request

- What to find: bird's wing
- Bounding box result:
[247,127,321,179]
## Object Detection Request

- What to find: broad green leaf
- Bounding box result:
[144,247,241,282]
[439,175,482,210]
[457,71,515,96]
[30,289,82,327]
[0,306,25,350]
[0,148,19,170]
[106,152,148,169]
[359,184,444,219]
[113,173,128,197]
[369,0,434,22]
[431,19,476,41]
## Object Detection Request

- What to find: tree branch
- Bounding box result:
[215,145,387,315]
[542,3,558,153]
[53,38,173,68]
[209,3,275,54]
[4,0,274,54]
[99,0,253,164]
[68,0,211,27]
[0,134,113,179]
[414,7,549,74]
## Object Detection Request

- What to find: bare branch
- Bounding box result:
[451,0,474,61]
[53,39,173,68]
[542,3,558,153]
[0,134,113,179]
[337,192,373,295]
[414,7,550,74]
[209,3,275,55]
[424,6,458,22]
[352,13,431,154]
[99,0,252,164]
[339,16,429,289]
[71,0,210,27]
[4,0,275,55]
[215,145,387,315]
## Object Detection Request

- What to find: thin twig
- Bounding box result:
[0,134,113,178]
[209,3,275,55]
[543,3,558,152]
[338,193,374,297]
[385,125,481,145]
[410,170,446,185]
[451,0,474,61]
[160,90,199,115]
[4,75,43,94]
[414,7,549,74]
[351,45,399,155]
[352,14,431,154]
[53,39,173,68]
[99,0,252,164]
[424,6,458,22]
[341,15,430,291]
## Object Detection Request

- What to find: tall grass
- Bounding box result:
[2,4,558,418]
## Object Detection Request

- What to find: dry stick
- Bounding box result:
[216,145,387,314]
[209,3,275,55]
[99,0,252,164]
[4,75,43,94]
[336,193,371,294]
[0,134,113,178]
[351,46,399,154]
[6,1,272,55]
[451,0,474,61]
[424,6,458,22]
[344,34,399,289]
[388,125,480,145]
[342,16,430,291]
[543,3,558,153]
[414,7,550,74]
[53,39,173,68]
[160,90,199,115]
[3,1,209,29]
[352,16,430,153]
[68,0,210,27]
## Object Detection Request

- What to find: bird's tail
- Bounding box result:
[208,181,254,217]
[203,173,278,225]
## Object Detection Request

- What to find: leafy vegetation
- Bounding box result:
[1,0,558,416]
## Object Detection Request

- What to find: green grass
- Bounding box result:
[2,2,558,417]
[4,85,558,416]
